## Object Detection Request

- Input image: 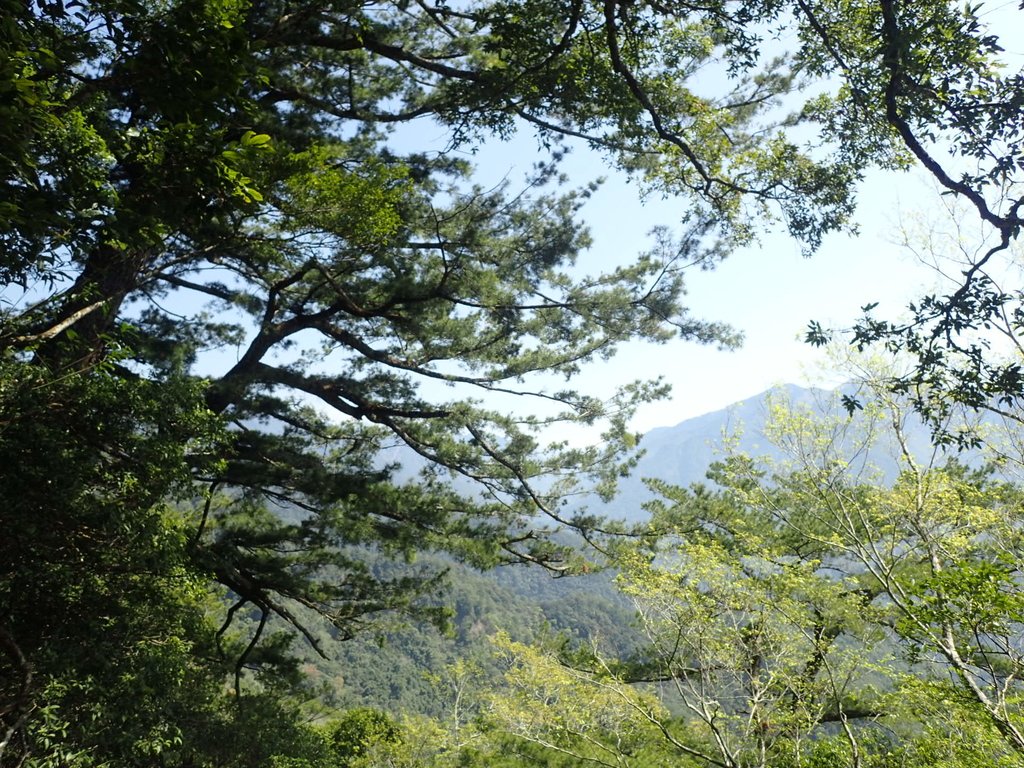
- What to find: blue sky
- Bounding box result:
[582,167,945,431]
[439,128,946,434]
[437,1,1024,434]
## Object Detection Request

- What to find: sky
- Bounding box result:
[430,126,954,436]
[557,161,942,431]
[4,2,1018,457]
[70,0,1018,443]
[425,1,1024,435]
[136,0,1017,443]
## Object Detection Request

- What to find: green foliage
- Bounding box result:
[3,0,1021,764]
[798,2,1024,434]
[324,708,404,767]
[485,632,676,768]
[473,379,1024,767]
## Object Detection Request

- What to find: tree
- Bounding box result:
[2,0,1017,763]
[482,375,1024,767]
[681,380,1024,764]
[797,1,1024,431]
[484,632,675,768]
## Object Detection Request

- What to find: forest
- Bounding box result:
[3,0,1024,765]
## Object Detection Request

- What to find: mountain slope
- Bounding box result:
[594,382,956,522]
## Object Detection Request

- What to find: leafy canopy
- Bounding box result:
[3,0,1020,764]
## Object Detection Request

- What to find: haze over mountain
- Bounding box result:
[376,382,962,523]
[592,382,956,522]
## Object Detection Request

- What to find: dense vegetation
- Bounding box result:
[2,0,1024,765]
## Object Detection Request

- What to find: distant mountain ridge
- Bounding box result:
[586,383,817,522]
[592,382,957,522]
[377,382,964,523]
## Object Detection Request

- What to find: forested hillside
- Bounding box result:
[4,0,1024,766]
[299,381,1007,727]
[304,553,641,718]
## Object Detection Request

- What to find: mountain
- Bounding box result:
[591,382,962,522]
[375,382,970,524]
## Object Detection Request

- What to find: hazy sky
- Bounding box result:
[439,132,951,435]
[580,166,947,431]
[441,2,1024,435]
